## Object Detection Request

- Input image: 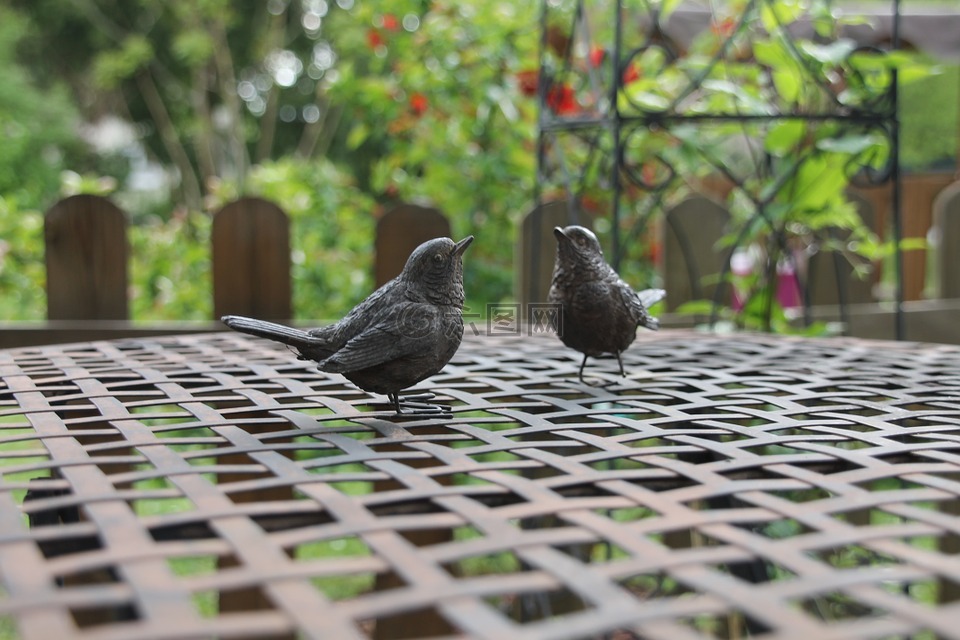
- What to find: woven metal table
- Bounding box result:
[1,330,959,639]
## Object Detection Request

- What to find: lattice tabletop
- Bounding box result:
[1,330,960,639]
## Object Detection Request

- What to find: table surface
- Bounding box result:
[1,329,959,639]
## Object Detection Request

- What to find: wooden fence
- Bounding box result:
[1,196,450,349]
[5,172,959,349]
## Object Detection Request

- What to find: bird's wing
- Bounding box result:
[616,284,663,330]
[307,282,393,342]
[319,305,436,373]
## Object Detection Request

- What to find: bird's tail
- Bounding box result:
[638,288,666,309]
[221,315,327,350]
[637,288,666,331]
[642,316,661,331]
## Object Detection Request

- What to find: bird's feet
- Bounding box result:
[383,392,452,418]
[575,353,626,388]
[578,373,621,389]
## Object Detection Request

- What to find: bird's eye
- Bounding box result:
[433,253,444,263]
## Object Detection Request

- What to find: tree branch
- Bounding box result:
[255,8,289,163]
[135,70,203,210]
[298,101,340,159]
[210,18,249,188]
[191,63,217,184]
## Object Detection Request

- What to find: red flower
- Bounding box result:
[516,69,539,97]
[622,63,641,84]
[641,162,657,185]
[382,13,399,31]
[546,83,577,115]
[367,29,384,49]
[588,46,605,68]
[579,194,601,213]
[409,92,428,116]
[646,241,663,266]
[711,17,735,38]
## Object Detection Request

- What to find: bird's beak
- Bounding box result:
[453,235,474,256]
[553,227,569,242]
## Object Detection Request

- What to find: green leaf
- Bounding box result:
[675,300,718,315]
[625,88,670,111]
[810,0,840,38]
[848,50,887,72]
[701,79,748,100]
[346,123,369,150]
[760,0,805,32]
[792,321,835,337]
[799,39,857,65]
[816,134,880,155]
[898,63,938,86]
[173,31,214,66]
[848,50,936,87]
[772,68,800,103]
[765,121,805,155]
[787,155,849,211]
[753,40,788,68]
[899,237,927,251]
[854,237,892,261]
[93,36,155,88]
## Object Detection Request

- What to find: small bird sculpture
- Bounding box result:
[222,235,473,415]
[548,225,665,383]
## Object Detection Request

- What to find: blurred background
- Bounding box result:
[0,0,956,324]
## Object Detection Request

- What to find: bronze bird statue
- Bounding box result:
[223,236,473,415]
[548,225,664,383]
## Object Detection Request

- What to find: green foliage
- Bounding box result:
[93,36,154,88]
[172,31,216,67]
[124,157,378,322]
[0,0,950,327]
[618,1,934,330]
[0,197,45,321]
[0,6,81,209]
[900,63,958,170]
[129,212,212,320]
[536,0,940,322]
[324,1,539,307]
[241,158,377,320]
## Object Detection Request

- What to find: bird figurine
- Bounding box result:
[548,225,664,384]
[222,235,473,415]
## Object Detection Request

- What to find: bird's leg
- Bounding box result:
[577,353,620,388]
[388,392,401,415]
[578,355,589,384]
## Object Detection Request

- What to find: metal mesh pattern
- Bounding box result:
[2,331,959,639]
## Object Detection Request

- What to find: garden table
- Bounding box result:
[1,329,959,639]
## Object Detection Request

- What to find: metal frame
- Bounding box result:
[536,0,904,336]
[2,331,959,637]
